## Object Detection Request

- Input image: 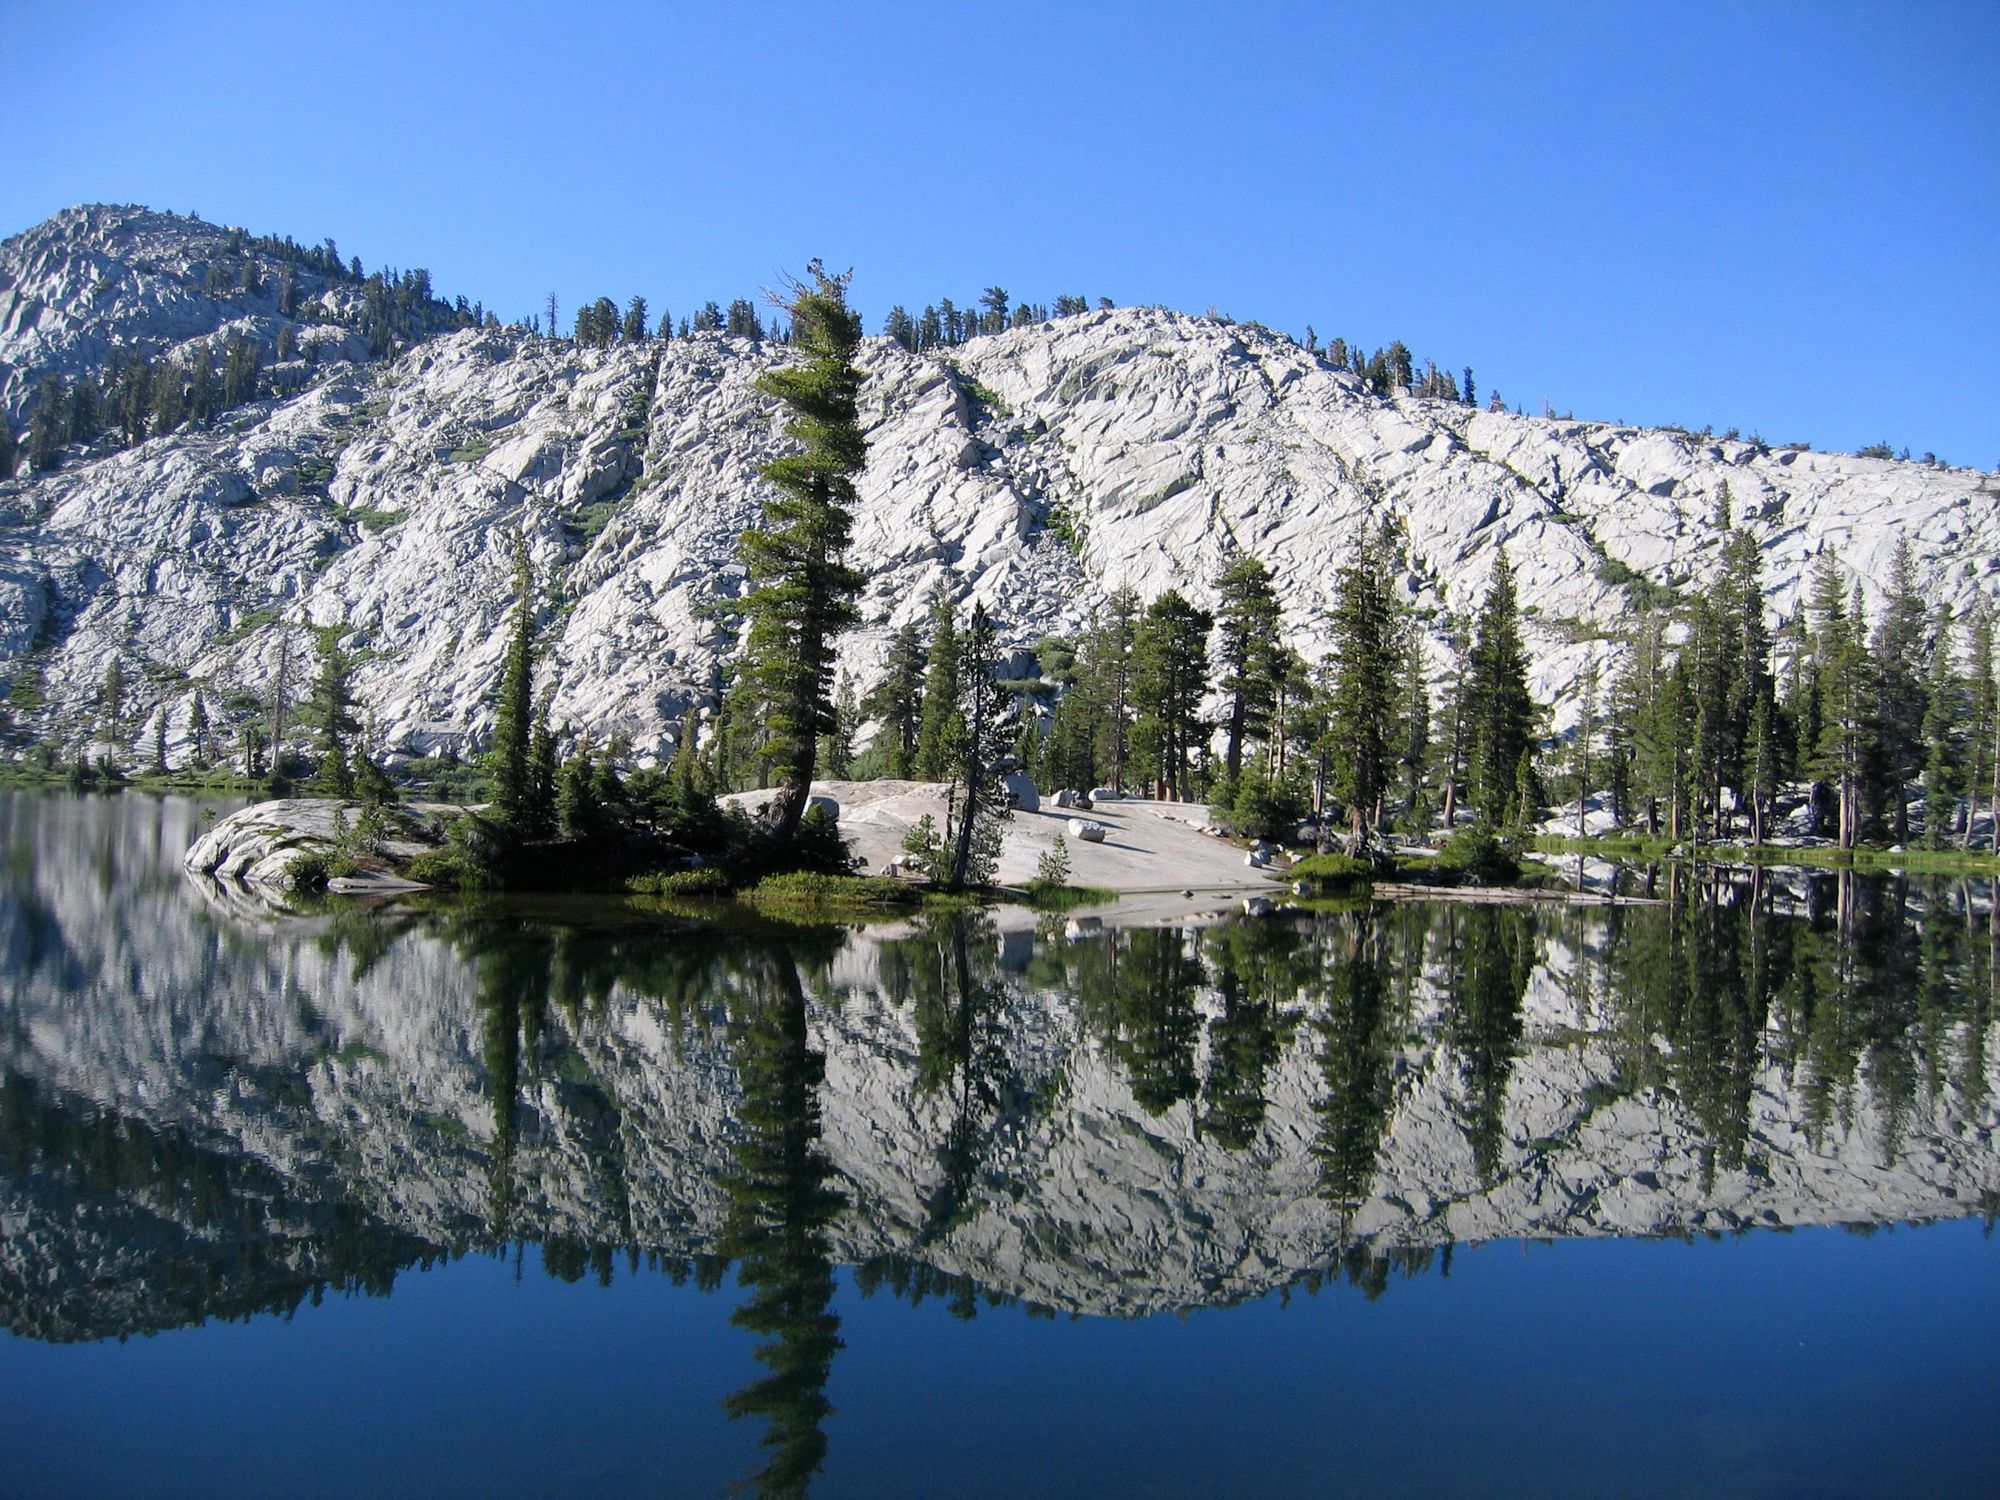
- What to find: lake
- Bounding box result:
[1,792,1995,1497]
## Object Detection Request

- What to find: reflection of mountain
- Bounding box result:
[2,795,1998,1343]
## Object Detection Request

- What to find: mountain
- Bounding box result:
[2,204,1996,766]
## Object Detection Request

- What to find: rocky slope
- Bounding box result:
[4,204,1997,767]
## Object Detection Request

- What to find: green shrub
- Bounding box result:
[1209,772,1307,841]
[1437,821,1521,883]
[286,850,359,890]
[402,848,494,890]
[1288,851,1374,886]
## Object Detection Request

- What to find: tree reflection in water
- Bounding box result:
[716,943,846,1499]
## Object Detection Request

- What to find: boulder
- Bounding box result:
[1067,819,1107,842]
[1001,770,1039,813]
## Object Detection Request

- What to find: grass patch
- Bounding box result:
[1022,881,1118,911]
[565,498,621,545]
[218,607,281,644]
[350,507,408,532]
[1288,852,1375,886]
[1137,473,1197,512]
[741,872,927,911]
[627,867,730,897]
[448,436,492,464]
[963,379,1012,418]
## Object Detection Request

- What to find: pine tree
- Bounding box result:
[913,588,964,780]
[1920,606,1962,848]
[822,672,858,778]
[862,623,925,777]
[945,603,1011,890]
[622,295,649,342]
[486,534,540,833]
[736,263,866,844]
[1213,553,1283,781]
[1870,536,1927,843]
[1323,527,1400,842]
[1962,606,1997,850]
[1809,561,1870,849]
[1089,587,1139,792]
[526,707,558,839]
[310,633,359,797]
[1465,549,1534,823]
[1433,630,1473,829]
[187,689,210,769]
[1130,590,1212,800]
[97,657,125,763]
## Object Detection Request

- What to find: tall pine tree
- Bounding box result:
[736,263,866,843]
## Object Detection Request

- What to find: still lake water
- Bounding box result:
[0,792,1995,1498]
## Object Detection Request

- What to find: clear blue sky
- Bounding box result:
[5,1,1995,465]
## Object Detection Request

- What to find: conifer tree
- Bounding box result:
[97,657,125,763]
[1433,630,1473,829]
[487,534,540,833]
[309,633,358,797]
[913,587,964,781]
[622,295,649,342]
[945,603,1011,889]
[1870,536,1927,843]
[1130,590,1212,800]
[526,707,558,839]
[822,672,858,778]
[736,262,866,844]
[1089,587,1139,791]
[187,689,210,769]
[1323,527,1400,842]
[1396,620,1432,831]
[1921,607,1961,848]
[1465,549,1534,823]
[1213,553,1283,781]
[862,623,925,777]
[1961,607,1997,850]
[1809,561,1871,849]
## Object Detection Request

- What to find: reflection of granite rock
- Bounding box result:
[3,794,1998,1338]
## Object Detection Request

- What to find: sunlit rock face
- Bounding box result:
[3,797,1995,1339]
[4,207,1997,766]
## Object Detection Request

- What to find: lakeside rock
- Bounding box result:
[184,797,455,890]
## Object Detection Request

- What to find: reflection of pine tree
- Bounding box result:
[1070,929,1204,1115]
[471,933,552,1237]
[719,950,846,1498]
[906,916,1010,1249]
[1312,919,1396,1214]
[1199,922,1308,1149]
[1446,908,1533,1181]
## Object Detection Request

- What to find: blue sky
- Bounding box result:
[5,1,1995,465]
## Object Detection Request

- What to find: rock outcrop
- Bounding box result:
[5,204,1997,770]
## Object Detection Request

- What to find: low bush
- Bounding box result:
[1288,851,1374,887]
[626,867,730,896]
[1437,821,1522,884]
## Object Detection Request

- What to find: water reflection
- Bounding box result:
[2,795,1999,1487]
